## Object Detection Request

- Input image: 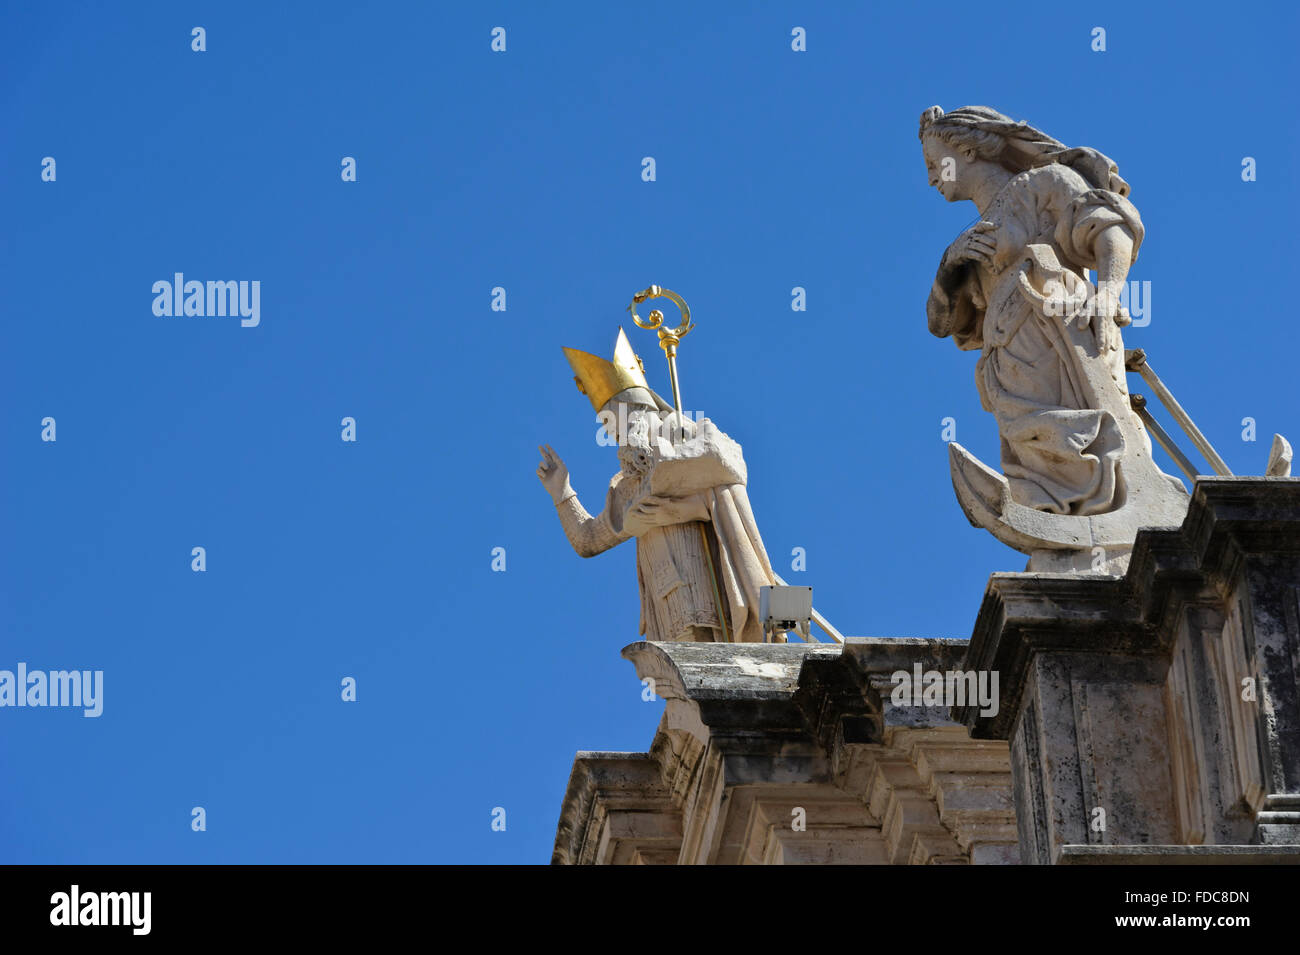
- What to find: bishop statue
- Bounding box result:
[536,328,781,643]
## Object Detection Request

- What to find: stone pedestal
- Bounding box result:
[957,477,1300,863]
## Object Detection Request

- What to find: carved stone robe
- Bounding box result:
[554,427,779,644]
[927,164,1147,515]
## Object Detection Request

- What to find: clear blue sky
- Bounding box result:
[2,2,1295,863]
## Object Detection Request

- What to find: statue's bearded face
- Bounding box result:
[603,401,658,446]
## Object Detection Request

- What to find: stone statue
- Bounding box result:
[537,329,781,642]
[919,105,1188,572]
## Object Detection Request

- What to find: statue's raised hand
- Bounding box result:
[537,445,574,505]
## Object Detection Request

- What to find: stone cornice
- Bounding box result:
[621,641,841,739]
[551,752,672,865]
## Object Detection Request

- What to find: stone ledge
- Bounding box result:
[1060,844,1300,864]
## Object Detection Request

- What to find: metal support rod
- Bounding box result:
[1131,394,1199,483]
[1125,349,1233,476]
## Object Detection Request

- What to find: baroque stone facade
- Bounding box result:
[554,478,1300,864]
[554,640,1018,864]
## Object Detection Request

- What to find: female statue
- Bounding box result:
[920,105,1184,520]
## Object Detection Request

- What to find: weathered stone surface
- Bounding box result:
[553,639,1017,865]
[551,753,680,866]
[957,477,1300,863]
[1060,845,1300,864]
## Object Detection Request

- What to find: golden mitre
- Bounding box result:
[563,329,649,411]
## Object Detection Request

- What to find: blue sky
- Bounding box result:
[2,2,1295,863]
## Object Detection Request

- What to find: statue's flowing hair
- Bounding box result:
[919,105,1131,197]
